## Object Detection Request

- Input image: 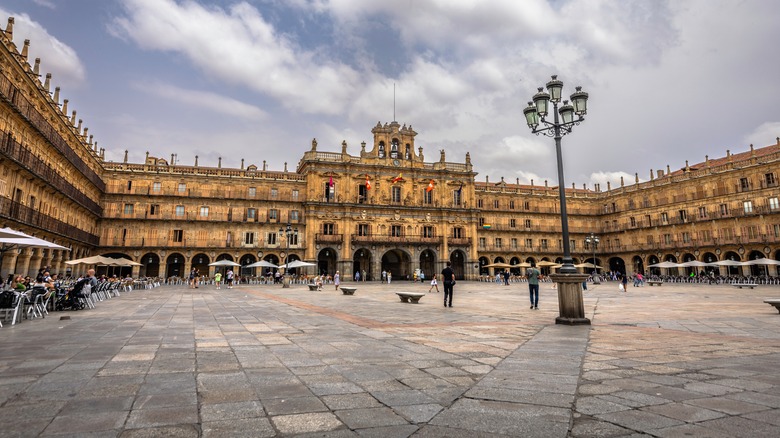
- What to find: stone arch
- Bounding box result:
[317,247,338,276]
[239,253,256,277]
[450,249,466,280]
[419,249,436,280]
[478,256,490,275]
[191,253,210,277]
[141,252,160,278]
[353,247,372,281]
[166,253,185,278]
[381,248,411,280]
[609,257,627,276]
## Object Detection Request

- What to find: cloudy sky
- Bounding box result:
[3,0,779,189]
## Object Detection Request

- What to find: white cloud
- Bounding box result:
[31,0,56,9]
[743,122,780,150]
[0,9,85,87]
[135,81,267,120]
[589,171,639,190]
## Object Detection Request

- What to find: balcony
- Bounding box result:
[447,237,472,246]
[352,234,443,245]
[0,198,99,245]
[315,233,343,243]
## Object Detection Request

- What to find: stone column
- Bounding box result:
[550,273,591,325]
[15,248,32,278]
[1,250,19,279]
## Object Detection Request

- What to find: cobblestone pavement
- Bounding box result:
[1,280,779,437]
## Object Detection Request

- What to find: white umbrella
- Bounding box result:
[575,262,604,269]
[0,227,34,239]
[678,260,712,267]
[648,261,681,268]
[0,236,70,250]
[66,255,119,265]
[711,260,743,266]
[745,258,780,266]
[244,260,278,268]
[208,260,241,267]
[279,260,316,269]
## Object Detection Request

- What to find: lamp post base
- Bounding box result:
[550,273,591,325]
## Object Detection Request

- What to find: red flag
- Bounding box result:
[365,175,371,190]
[328,175,334,187]
[426,179,435,192]
[392,174,403,183]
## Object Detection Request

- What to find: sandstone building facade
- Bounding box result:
[1,18,778,281]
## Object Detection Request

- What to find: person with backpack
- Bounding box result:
[527,262,540,310]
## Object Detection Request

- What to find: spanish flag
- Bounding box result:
[392,173,403,183]
[365,174,371,190]
[426,179,435,192]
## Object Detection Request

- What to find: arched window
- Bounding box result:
[390,139,399,158]
[378,141,386,158]
[405,144,411,159]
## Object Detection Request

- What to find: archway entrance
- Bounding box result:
[317,248,337,276]
[192,253,210,277]
[381,249,411,280]
[419,249,436,280]
[723,251,741,276]
[141,252,160,277]
[478,256,489,276]
[631,256,644,276]
[609,257,626,276]
[239,254,256,277]
[353,248,372,281]
[450,250,466,280]
[166,253,184,278]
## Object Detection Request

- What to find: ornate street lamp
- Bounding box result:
[524,75,590,325]
[585,232,600,283]
[278,222,298,288]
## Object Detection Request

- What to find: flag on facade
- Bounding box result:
[365,174,371,190]
[456,183,463,196]
[392,173,403,183]
[328,175,334,187]
[426,179,435,192]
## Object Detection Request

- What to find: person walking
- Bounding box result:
[334,271,340,290]
[441,262,455,307]
[527,262,540,310]
[621,274,628,292]
[387,271,392,284]
[214,272,222,289]
[354,271,360,282]
[428,274,439,293]
[362,270,367,282]
[226,269,234,289]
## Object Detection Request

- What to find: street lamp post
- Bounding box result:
[524,75,590,325]
[278,222,298,288]
[585,232,600,284]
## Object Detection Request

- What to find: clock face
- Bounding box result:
[393,159,400,166]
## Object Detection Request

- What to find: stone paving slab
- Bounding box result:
[0,281,779,436]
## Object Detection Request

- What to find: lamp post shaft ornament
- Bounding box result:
[524,75,591,325]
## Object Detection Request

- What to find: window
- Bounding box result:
[247,208,256,220]
[770,197,780,211]
[477,199,483,208]
[123,204,134,215]
[173,229,183,242]
[744,201,753,213]
[698,207,707,219]
[509,200,515,209]
[271,188,278,198]
[746,225,758,239]
[452,227,463,238]
[510,219,516,228]
[570,240,576,250]
[661,212,668,223]
[612,239,618,249]
[126,181,132,191]
[150,204,160,216]
[358,224,369,236]
[540,239,548,249]
[479,217,485,226]
[267,233,277,245]
[292,190,299,200]
[679,210,687,222]
[175,205,185,217]
[682,232,691,243]
[493,200,499,209]
[663,233,672,244]
[423,189,432,205]
[423,226,434,238]
[269,209,278,220]
[453,189,462,206]
[645,215,652,226]
[324,181,335,201]
[392,186,401,203]
[699,229,711,241]
[495,238,502,248]
[523,201,530,210]
[152,182,161,192]
[359,184,368,204]
[524,219,531,228]
[525,238,532,248]
[630,217,636,227]
[739,177,750,191]
[248,187,256,197]
[646,235,654,244]
[720,204,729,216]
[478,237,486,247]
[391,225,402,237]
[322,223,335,235]
[290,210,299,221]
[245,232,255,244]
[765,173,776,187]
[511,238,518,249]
[289,233,299,246]
[199,206,209,217]
[178,183,186,193]
[774,224,780,238]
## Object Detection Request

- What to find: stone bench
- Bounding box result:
[308,284,320,291]
[340,287,356,295]
[396,292,425,303]
[764,299,780,313]
[647,281,663,286]
[733,283,758,289]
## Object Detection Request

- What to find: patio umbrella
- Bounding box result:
[0,227,34,239]
[575,262,604,269]
[279,260,316,269]
[66,255,120,266]
[244,260,279,268]
[483,262,513,269]
[112,257,143,266]
[745,258,780,266]
[512,262,532,268]
[710,260,743,266]
[648,261,681,268]
[208,260,241,267]
[678,260,712,267]
[536,261,559,267]
[0,236,70,250]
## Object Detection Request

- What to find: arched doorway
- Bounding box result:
[285,253,302,276]
[239,254,256,277]
[353,248,372,281]
[681,253,697,277]
[166,253,184,278]
[450,250,466,280]
[702,252,718,274]
[647,255,660,275]
[723,251,741,276]
[192,253,210,277]
[381,249,411,280]
[609,257,626,276]
[631,256,644,276]
[510,256,521,275]
[478,257,489,276]
[317,248,337,276]
[141,252,160,277]
[419,249,436,280]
